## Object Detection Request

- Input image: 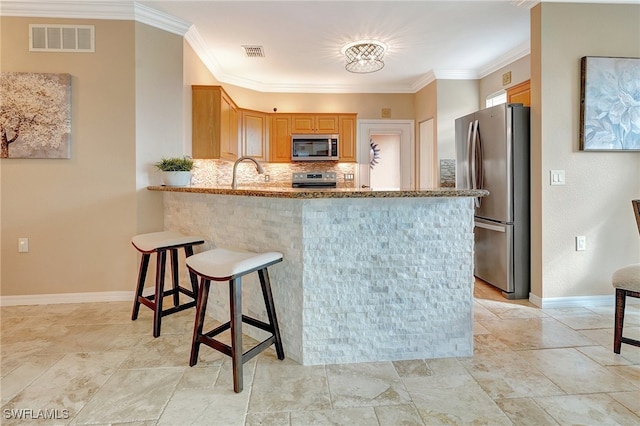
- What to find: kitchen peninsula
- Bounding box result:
[149,185,487,365]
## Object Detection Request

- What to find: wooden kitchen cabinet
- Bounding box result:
[240,109,268,161]
[291,114,339,133]
[269,114,292,163]
[339,114,357,162]
[192,85,239,160]
[507,80,530,107]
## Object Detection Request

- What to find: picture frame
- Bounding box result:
[0,72,71,159]
[579,56,640,151]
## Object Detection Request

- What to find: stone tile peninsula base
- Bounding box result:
[151,186,485,365]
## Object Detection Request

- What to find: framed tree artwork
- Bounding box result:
[0,72,72,159]
[580,56,640,151]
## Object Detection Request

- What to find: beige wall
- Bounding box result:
[436,79,479,162]
[480,55,531,105]
[0,17,184,297]
[183,40,220,157]
[414,81,438,185]
[532,3,640,299]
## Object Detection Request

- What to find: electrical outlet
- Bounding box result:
[576,235,586,251]
[18,237,29,253]
[264,174,270,182]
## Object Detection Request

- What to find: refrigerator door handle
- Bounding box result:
[474,221,506,233]
[471,120,481,208]
[466,121,474,190]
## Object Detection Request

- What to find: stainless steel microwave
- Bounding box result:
[291,134,339,161]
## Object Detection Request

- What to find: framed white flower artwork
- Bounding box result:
[579,56,640,151]
[0,72,72,159]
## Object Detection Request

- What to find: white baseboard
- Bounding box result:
[529,293,639,309]
[0,291,135,307]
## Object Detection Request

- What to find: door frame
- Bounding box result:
[357,119,415,189]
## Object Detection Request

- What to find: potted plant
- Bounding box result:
[155,156,194,186]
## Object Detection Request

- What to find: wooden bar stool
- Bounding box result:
[186,248,284,393]
[613,264,640,353]
[131,231,205,337]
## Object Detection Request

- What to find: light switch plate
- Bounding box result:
[550,170,565,185]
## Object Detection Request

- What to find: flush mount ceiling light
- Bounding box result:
[341,40,387,73]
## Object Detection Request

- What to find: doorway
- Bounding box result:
[357,120,414,190]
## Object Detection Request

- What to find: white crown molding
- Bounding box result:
[184,26,223,78]
[0,1,135,19]
[434,69,481,80]
[477,42,531,78]
[0,1,191,36]
[134,2,190,36]
[410,70,437,92]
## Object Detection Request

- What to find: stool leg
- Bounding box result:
[153,249,167,338]
[190,278,210,367]
[131,253,151,321]
[258,268,285,360]
[185,246,199,299]
[170,248,180,307]
[230,277,243,393]
[614,288,626,354]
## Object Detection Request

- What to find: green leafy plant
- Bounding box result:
[155,156,194,172]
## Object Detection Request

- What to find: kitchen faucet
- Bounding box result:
[231,156,264,189]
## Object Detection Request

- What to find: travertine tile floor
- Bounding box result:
[1,280,639,425]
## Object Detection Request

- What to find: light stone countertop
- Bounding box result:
[147,185,489,199]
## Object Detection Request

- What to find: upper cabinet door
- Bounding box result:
[339,114,357,162]
[291,114,338,133]
[507,80,530,107]
[270,115,292,163]
[241,109,267,161]
[192,85,239,160]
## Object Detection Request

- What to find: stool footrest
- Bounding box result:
[161,301,196,316]
[196,333,276,364]
[621,337,640,347]
[141,286,196,302]
[201,315,274,339]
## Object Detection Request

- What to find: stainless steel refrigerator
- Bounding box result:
[455,103,530,299]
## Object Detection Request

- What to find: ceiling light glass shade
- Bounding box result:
[342,40,386,73]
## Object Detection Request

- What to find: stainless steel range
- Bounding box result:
[292,172,337,188]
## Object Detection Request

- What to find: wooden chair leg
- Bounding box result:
[131,253,150,320]
[230,277,244,393]
[185,245,199,298]
[614,288,626,354]
[190,278,210,366]
[153,250,167,338]
[170,248,180,307]
[259,268,285,360]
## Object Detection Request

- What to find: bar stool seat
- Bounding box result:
[131,231,205,337]
[613,263,640,354]
[186,248,285,393]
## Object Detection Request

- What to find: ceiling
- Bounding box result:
[139,0,534,93]
[3,1,631,94]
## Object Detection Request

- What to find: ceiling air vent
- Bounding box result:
[242,45,265,58]
[29,24,95,52]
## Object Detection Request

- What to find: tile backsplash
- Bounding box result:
[440,159,455,188]
[191,159,357,188]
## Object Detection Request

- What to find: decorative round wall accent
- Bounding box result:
[369,140,381,169]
